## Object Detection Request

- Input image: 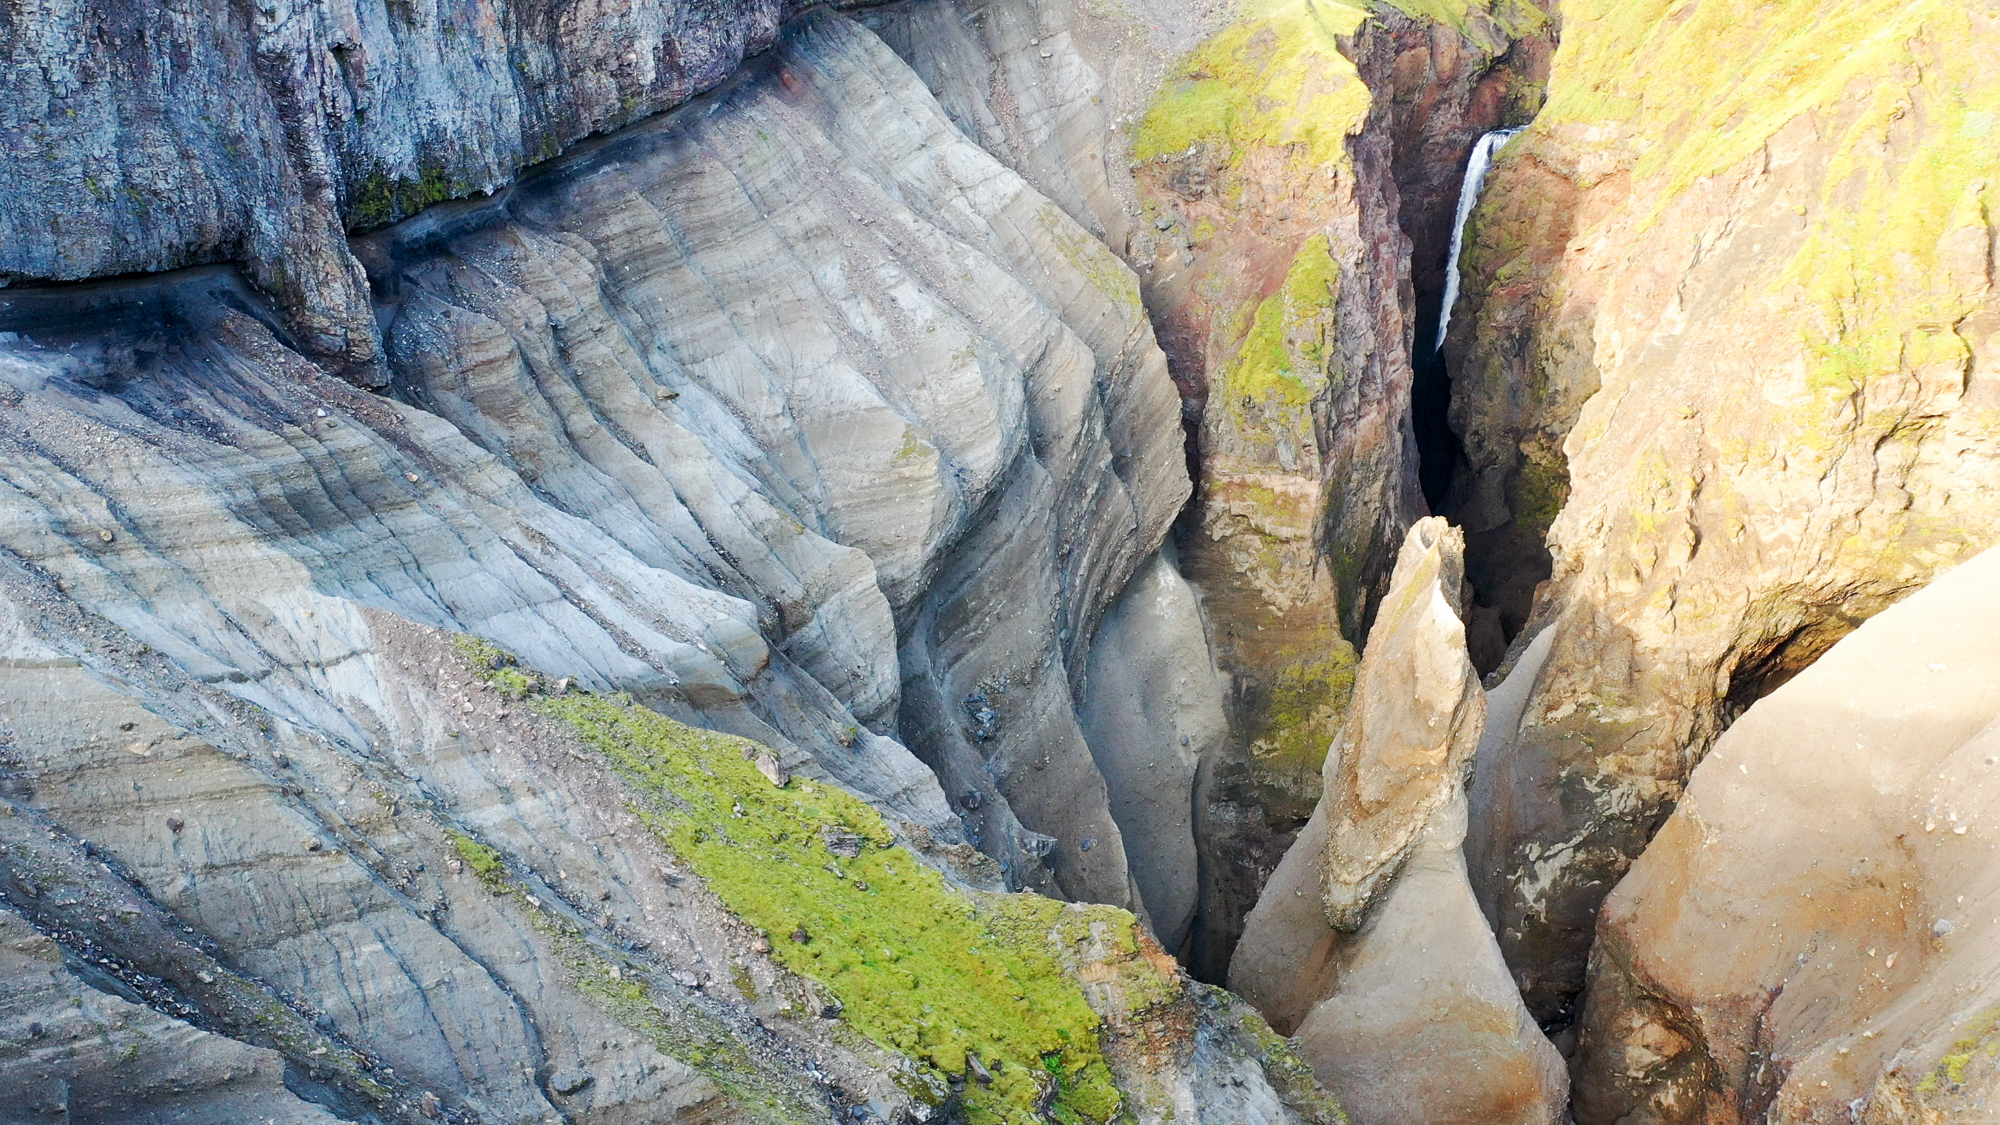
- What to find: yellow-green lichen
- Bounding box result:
[1131,0,1372,170]
[1039,201,1146,314]
[1919,1006,2000,1092]
[462,659,1135,1124]
[1251,640,1359,781]
[1539,0,1999,419]
[1227,234,1341,411]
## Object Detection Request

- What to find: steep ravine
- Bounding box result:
[5,0,1999,1122]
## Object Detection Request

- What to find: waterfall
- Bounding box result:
[1435,127,1524,352]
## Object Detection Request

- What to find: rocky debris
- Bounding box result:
[1451,0,2000,1026]
[0,906,344,1124]
[1569,544,2000,1124]
[755,752,790,788]
[820,827,867,860]
[1231,518,1566,1124]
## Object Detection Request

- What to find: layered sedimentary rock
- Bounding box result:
[0,906,343,1123]
[0,10,1340,1120]
[1231,518,1566,1124]
[1569,543,2000,1125]
[0,0,818,375]
[1452,0,2000,1025]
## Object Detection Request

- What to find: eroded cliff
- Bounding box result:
[0,9,1347,1122]
[1450,0,2000,1030]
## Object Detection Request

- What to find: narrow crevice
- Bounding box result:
[1411,291,1467,513]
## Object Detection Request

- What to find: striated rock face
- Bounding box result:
[0,905,343,1124]
[862,0,1559,980]
[0,0,812,375]
[358,11,1195,908]
[1569,543,2000,1125]
[1453,0,2000,1025]
[1230,517,1566,1124]
[0,9,1346,1120]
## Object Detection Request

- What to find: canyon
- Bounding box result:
[0,0,1995,1123]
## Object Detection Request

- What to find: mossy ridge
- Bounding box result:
[446,638,1144,1124]
[1130,0,1372,169]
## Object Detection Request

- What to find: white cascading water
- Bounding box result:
[1434,127,1524,352]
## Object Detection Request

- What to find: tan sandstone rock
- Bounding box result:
[1232,517,1566,1124]
[1450,0,2000,1027]
[1571,542,2000,1125]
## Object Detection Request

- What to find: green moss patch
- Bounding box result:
[1226,234,1341,411]
[1131,0,1372,169]
[450,636,1156,1124]
[346,162,466,231]
[448,830,508,889]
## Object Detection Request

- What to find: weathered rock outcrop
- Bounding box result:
[1231,518,1566,1124]
[1569,543,2000,1125]
[0,905,344,1123]
[1095,0,1554,977]
[1452,0,2000,1025]
[0,0,820,376]
[0,10,1342,1120]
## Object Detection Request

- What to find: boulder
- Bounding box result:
[1571,543,2000,1124]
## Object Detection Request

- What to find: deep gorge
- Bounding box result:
[1,1,1997,1123]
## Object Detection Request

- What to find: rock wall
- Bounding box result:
[0,10,1345,1121]
[1453,0,2000,1026]
[1230,518,1567,1124]
[1568,543,2000,1125]
[0,0,820,376]
[1130,0,1551,977]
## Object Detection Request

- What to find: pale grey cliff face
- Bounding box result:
[0,11,1343,1121]
[357,11,1194,906]
[0,0,791,373]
